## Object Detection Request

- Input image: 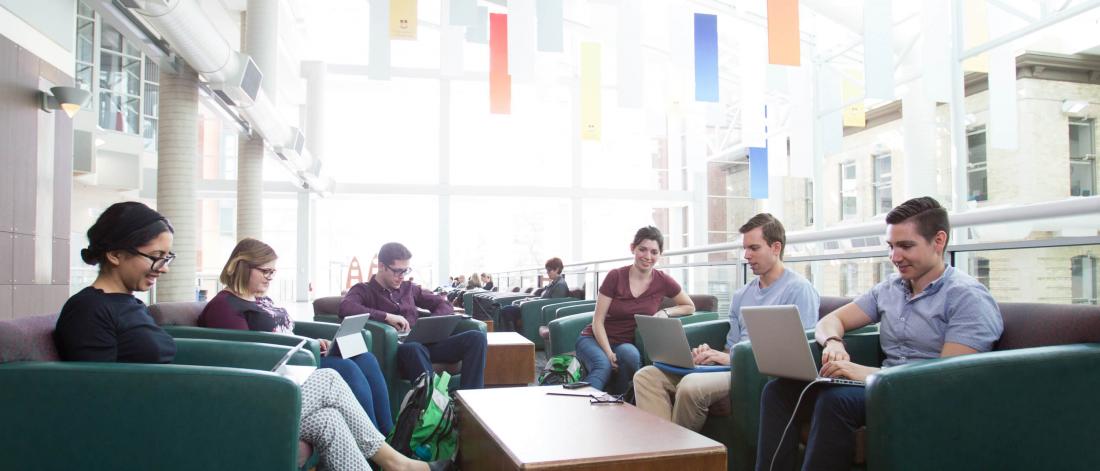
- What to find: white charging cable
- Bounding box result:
[768,381,820,471]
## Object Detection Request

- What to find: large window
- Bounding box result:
[840,161,857,220]
[143,58,159,151]
[1069,118,1096,197]
[967,126,989,201]
[872,153,892,215]
[1072,255,1097,305]
[970,256,991,288]
[98,23,143,134]
[75,3,95,91]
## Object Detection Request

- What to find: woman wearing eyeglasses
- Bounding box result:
[57,203,444,471]
[199,238,393,434]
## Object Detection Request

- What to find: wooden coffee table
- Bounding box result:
[456,385,726,470]
[485,332,535,387]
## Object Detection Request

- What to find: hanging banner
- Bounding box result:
[694,13,719,102]
[767,0,799,66]
[580,42,602,141]
[987,6,1017,150]
[842,70,865,127]
[617,0,643,108]
[667,2,694,109]
[508,0,536,82]
[963,0,989,72]
[368,0,391,79]
[449,0,477,26]
[921,0,950,102]
[750,147,769,199]
[440,2,464,76]
[466,6,489,44]
[739,13,766,147]
[390,0,417,40]
[489,13,511,114]
[537,0,564,52]
[863,0,894,100]
[820,65,843,154]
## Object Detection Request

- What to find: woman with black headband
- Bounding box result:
[56,202,446,471]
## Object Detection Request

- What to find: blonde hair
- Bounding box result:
[219,238,277,296]
[466,271,483,289]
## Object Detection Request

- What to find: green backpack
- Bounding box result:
[388,371,458,461]
[538,354,585,385]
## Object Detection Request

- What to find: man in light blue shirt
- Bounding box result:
[634,213,820,431]
[756,197,1004,471]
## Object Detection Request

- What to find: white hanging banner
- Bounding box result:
[440,2,464,76]
[368,0,391,79]
[987,4,1018,151]
[788,65,814,178]
[449,0,477,26]
[820,65,843,155]
[863,0,894,100]
[902,82,938,198]
[508,0,537,83]
[537,0,564,52]
[921,0,951,103]
[618,0,643,108]
[466,6,489,44]
[739,13,766,148]
[666,1,693,110]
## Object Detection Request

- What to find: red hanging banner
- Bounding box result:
[489,13,511,114]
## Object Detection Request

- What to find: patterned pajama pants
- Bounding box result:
[299,368,386,471]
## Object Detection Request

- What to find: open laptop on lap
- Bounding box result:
[635,315,731,375]
[327,314,372,359]
[741,305,865,387]
[397,314,463,344]
[272,339,315,385]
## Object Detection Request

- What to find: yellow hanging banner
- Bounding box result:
[963,0,989,72]
[390,0,417,40]
[580,42,602,141]
[842,70,865,128]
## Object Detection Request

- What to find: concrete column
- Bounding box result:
[298,61,327,301]
[236,136,264,240]
[156,64,200,302]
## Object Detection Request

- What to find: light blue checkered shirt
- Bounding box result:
[726,269,820,351]
[855,265,1003,368]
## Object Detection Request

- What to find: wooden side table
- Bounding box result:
[484,332,535,387]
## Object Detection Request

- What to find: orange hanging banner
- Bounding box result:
[767,0,800,66]
[489,13,511,114]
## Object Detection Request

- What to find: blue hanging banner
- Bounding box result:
[750,147,769,199]
[694,13,719,102]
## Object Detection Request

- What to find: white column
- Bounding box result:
[156,64,200,302]
[438,77,451,286]
[300,61,327,300]
[236,136,264,240]
[296,191,311,301]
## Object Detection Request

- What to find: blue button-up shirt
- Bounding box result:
[726,269,820,350]
[855,265,1003,368]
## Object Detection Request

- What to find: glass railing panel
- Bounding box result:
[954,244,1100,304]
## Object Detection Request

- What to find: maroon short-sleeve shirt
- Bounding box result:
[580,265,683,345]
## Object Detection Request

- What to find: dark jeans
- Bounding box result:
[319,351,393,435]
[499,305,521,332]
[574,336,641,395]
[755,378,866,471]
[395,330,487,389]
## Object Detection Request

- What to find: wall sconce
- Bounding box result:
[1062,99,1088,114]
[39,86,91,118]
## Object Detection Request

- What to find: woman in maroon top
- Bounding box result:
[575,226,695,394]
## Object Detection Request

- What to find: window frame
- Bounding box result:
[966,126,989,202]
[1069,118,1096,197]
[872,153,892,215]
[840,161,857,221]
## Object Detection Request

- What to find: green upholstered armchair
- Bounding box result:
[513,297,579,349]
[0,313,314,471]
[312,295,487,417]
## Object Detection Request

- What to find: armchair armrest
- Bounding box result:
[543,303,596,327]
[0,361,302,470]
[866,343,1100,469]
[517,298,573,348]
[547,312,595,356]
[164,325,322,364]
[172,338,318,369]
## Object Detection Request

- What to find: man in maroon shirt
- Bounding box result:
[339,242,487,389]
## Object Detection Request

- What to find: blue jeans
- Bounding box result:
[396,330,487,390]
[319,351,393,435]
[575,336,641,395]
[755,378,866,471]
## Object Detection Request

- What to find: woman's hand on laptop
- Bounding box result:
[384,313,410,332]
[318,339,330,354]
[819,360,878,382]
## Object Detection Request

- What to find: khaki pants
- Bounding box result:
[633,365,729,432]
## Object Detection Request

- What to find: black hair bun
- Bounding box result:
[80,247,101,265]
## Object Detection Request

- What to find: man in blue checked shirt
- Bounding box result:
[755,196,1004,471]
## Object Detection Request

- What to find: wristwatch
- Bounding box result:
[823,336,845,347]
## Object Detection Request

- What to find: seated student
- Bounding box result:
[340,243,488,390]
[634,213,819,431]
[755,197,1004,471]
[499,257,571,332]
[465,272,482,290]
[480,273,495,292]
[54,202,436,471]
[576,226,695,395]
[199,238,393,434]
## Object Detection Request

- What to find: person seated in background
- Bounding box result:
[340,242,488,390]
[465,272,482,290]
[499,257,571,332]
[634,213,819,431]
[755,197,1004,471]
[198,237,393,434]
[480,273,495,291]
[576,226,695,396]
[451,275,464,288]
[55,202,435,471]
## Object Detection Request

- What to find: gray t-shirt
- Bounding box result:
[854,265,1003,368]
[725,269,821,350]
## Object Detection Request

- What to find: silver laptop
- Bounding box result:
[398,314,463,344]
[635,315,731,372]
[272,339,315,385]
[741,305,864,386]
[328,314,372,359]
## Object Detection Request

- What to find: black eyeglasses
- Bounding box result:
[384,263,412,277]
[127,249,176,271]
[254,267,277,279]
